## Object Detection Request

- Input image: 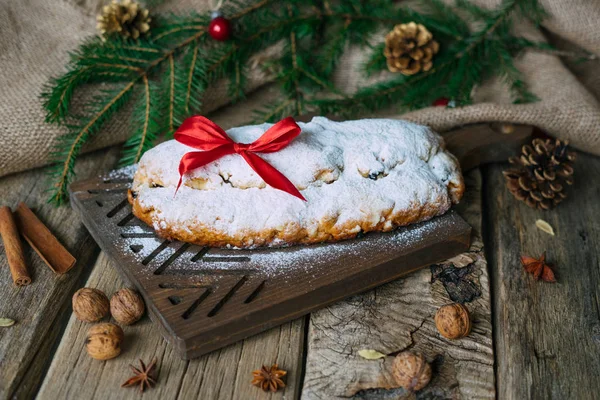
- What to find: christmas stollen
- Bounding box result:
[129,117,464,248]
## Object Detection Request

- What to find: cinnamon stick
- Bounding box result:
[0,206,31,286]
[14,203,76,274]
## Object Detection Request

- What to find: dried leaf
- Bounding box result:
[521,252,556,283]
[540,264,556,282]
[535,219,555,236]
[0,318,16,327]
[358,349,386,360]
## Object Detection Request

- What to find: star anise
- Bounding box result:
[121,358,158,393]
[251,364,287,392]
[521,252,556,283]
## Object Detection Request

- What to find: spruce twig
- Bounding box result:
[309,0,545,115]
[49,81,136,203]
[47,30,206,204]
[43,0,552,205]
[167,54,175,134]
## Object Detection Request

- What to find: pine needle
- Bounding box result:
[48,81,136,204]
[168,54,175,133]
[184,42,200,114]
[131,76,152,164]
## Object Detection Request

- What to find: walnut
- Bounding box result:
[110,288,145,325]
[72,288,110,322]
[392,352,432,391]
[86,322,124,360]
[435,303,471,340]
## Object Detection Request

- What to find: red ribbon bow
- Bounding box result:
[174,116,306,201]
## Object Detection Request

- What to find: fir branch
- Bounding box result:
[515,0,548,26]
[311,0,544,115]
[227,60,247,102]
[184,43,200,114]
[46,0,316,203]
[176,41,207,121]
[494,41,538,103]
[458,0,517,57]
[48,81,136,204]
[363,43,386,76]
[43,0,552,205]
[47,29,207,203]
[288,5,303,116]
[168,54,175,133]
[315,20,350,78]
[298,63,339,94]
[92,63,144,72]
[153,25,206,41]
[204,44,239,82]
[511,37,598,61]
[120,45,162,53]
[90,54,151,64]
[229,0,272,19]
[43,38,162,124]
[252,99,295,123]
[42,67,92,123]
[124,76,152,164]
[455,0,493,20]
[120,76,163,165]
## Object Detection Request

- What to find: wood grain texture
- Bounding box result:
[0,148,120,399]
[484,152,600,400]
[37,252,305,400]
[301,170,495,399]
[70,169,471,360]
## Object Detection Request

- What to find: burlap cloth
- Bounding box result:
[1,0,599,178]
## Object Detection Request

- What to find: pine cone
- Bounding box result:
[503,138,576,210]
[97,0,151,39]
[384,22,439,75]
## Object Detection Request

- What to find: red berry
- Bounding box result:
[432,97,449,107]
[208,16,231,41]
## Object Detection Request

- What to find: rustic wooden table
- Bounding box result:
[1,125,599,399]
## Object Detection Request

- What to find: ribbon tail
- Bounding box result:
[240,152,306,201]
[175,146,234,195]
[248,117,302,153]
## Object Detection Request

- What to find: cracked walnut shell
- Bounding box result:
[110,288,145,325]
[72,288,110,322]
[435,303,471,339]
[86,323,124,360]
[392,352,432,391]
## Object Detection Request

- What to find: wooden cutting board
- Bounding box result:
[68,123,532,359]
[69,171,470,359]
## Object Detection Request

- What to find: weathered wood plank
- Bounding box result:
[484,152,600,400]
[301,170,494,399]
[37,251,305,399]
[0,148,120,399]
[70,166,470,361]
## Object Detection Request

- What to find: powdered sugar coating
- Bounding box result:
[131,117,464,248]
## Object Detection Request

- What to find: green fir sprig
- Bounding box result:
[43,0,549,205]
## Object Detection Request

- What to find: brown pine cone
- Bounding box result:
[97,0,151,39]
[384,22,439,75]
[503,138,576,210]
